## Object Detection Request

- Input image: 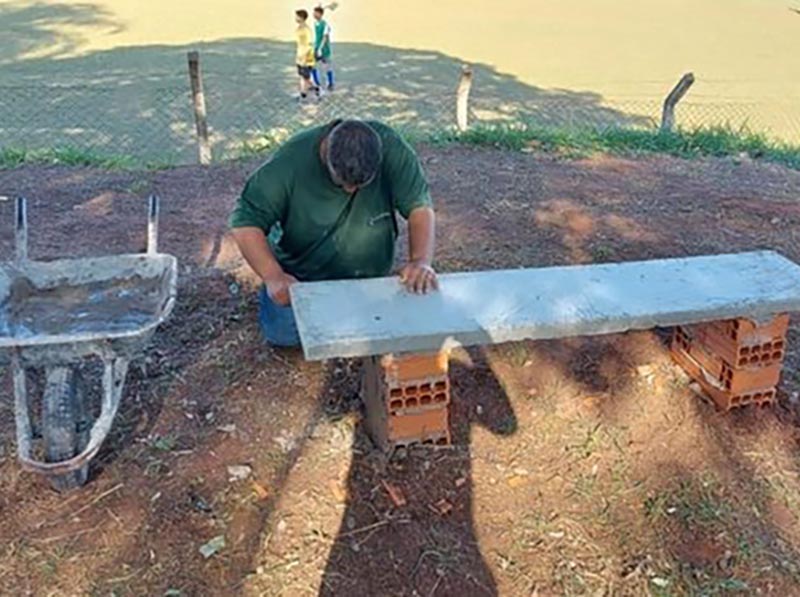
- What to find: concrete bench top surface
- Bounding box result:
[290,251,800,361]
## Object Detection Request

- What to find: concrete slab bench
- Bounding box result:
[291,251,800,448]
[292,251,800,361]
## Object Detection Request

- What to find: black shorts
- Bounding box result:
[297,65,313,80]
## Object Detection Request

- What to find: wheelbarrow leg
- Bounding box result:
[13,351,129,492]
[12,350,34,465]
[43,367,90,492]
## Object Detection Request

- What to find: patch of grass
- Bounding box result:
[504,342,530,368]
[448,123,800,170]
[222,120,800,173]
[644,475,730,529]
[713,578,750,593]
[512,511,552,541]
[570,471,597,499]
[568,422,604,459]
[763,470,800,514]
[736,534,755,562]
[590,244,615,262]
[0,147,174,170]
[609,458,631,493]
[10,120,800,173]
[144,458,169,477]
[644,492,671,520]
[151,434,177,452]
[672,574,751,596]
[232,128,295,159]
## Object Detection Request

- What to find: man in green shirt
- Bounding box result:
[230,120,438,346]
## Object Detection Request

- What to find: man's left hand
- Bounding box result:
[399,260,439,294]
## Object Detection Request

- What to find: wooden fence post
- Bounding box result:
[660,72,695,133]
[187,51,212,165]
[456,65,474,132]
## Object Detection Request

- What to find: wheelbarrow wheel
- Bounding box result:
[43,367,90,491]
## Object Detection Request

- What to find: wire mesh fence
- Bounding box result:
[0,83,193,166]
[671,100,800,142]
[2,68,800,169]
[205,85,457,160]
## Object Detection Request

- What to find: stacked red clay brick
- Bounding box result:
[361,351,451,450]
[671,314,789,411]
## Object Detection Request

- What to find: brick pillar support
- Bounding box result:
[362,351,451,451]
[671,314,789,410]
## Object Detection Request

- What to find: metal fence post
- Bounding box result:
[456,65,474,132]
[661,72,695,133]
[147,195,160,255]
[187,51,212,165]
[15,196,28,264]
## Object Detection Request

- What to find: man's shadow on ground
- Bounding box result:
[318,349,517,596]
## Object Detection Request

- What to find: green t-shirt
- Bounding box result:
[314,19,332,59]
[229,121,433,282]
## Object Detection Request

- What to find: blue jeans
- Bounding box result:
[259,286,301,347]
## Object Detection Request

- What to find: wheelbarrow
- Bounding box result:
[1,196,177,491]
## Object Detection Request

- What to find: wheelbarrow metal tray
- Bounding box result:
[0,253,177,350]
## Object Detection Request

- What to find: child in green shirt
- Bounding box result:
[312,6,335,91]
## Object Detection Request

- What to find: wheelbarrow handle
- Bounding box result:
[147,194,160,255]
[15,196,27,263]
[16,195,161,257]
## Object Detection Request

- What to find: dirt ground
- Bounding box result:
[3,146,800,596]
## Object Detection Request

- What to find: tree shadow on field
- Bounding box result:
[0,1,122,66]
[1,3,651,164]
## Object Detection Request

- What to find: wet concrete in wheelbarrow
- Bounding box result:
[0,269,171,341]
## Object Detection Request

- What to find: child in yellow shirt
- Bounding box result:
[295,10,319,101]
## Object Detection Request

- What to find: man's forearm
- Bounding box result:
[407,207,436,265]
[231,227,284,281]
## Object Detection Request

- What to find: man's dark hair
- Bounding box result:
[326,121,383,187]
[296,9,309,20]
[314,6,324,15]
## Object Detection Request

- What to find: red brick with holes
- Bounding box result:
[361,352,451,451]
[682,320,787,368]
[671,314,788,411]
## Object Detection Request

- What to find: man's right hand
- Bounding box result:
[265,272,299,306]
